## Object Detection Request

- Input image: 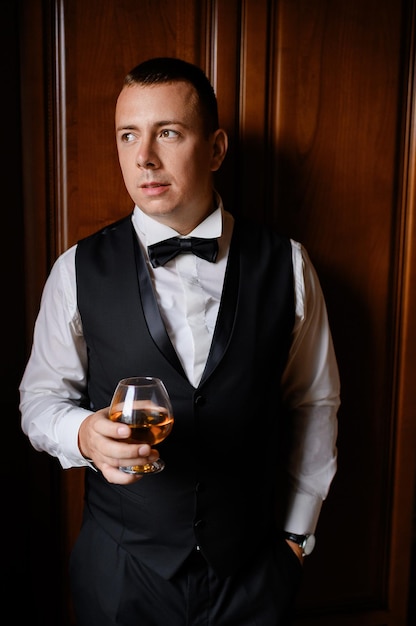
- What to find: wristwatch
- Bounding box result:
[284,532,316,556]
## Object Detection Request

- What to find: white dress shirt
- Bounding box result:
[19,199,340,536]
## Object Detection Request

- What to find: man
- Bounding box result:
[19,57,340,625]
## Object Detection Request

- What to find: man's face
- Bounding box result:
[115,81,227,233]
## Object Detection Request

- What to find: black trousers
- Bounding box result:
[70,515,302,626]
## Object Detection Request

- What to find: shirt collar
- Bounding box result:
[132,193,224,247]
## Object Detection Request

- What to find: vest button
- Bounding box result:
[194,395,206,407]
[194,519,205,529]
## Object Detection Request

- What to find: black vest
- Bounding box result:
[76,214,295,579]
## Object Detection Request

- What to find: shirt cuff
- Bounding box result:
[282,491,323,535]
[56,407,94,468]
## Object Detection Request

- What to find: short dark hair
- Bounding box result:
[123,57,219,135]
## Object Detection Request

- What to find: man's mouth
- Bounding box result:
[139,182,170,196]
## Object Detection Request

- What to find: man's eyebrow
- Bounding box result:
[116,120,189,132]
[153,119,191,130]
[115,124,136,132]
[157,119,184,126]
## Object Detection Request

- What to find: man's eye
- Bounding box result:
[160,129,178,138]
[121,132,134,143]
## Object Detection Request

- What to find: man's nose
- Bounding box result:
[136,139,160,168]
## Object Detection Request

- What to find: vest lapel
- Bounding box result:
[200,223,240,385]
[133,233,187,378]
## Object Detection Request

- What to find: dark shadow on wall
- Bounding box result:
[1,2,63,625]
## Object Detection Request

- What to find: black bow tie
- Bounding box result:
[148,236,219,268]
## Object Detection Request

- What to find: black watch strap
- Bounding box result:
[283,531,316,556]
[283,532,307,544]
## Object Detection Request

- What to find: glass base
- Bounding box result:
[119,458,165,475]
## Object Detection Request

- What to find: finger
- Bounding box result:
[100,463,144,485]
[116,446,159,466]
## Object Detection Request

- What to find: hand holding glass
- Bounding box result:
[108,377,174,474]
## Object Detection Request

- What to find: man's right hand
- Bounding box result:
[78,408,160,484]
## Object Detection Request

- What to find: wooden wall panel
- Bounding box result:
[389,9,416,618]
[271,0,404,614]
[19,0,416,624]
[209,0,241,210]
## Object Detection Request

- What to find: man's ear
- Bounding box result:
[210,129,228,172]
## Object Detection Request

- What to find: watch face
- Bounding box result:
[302,534,316,556]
